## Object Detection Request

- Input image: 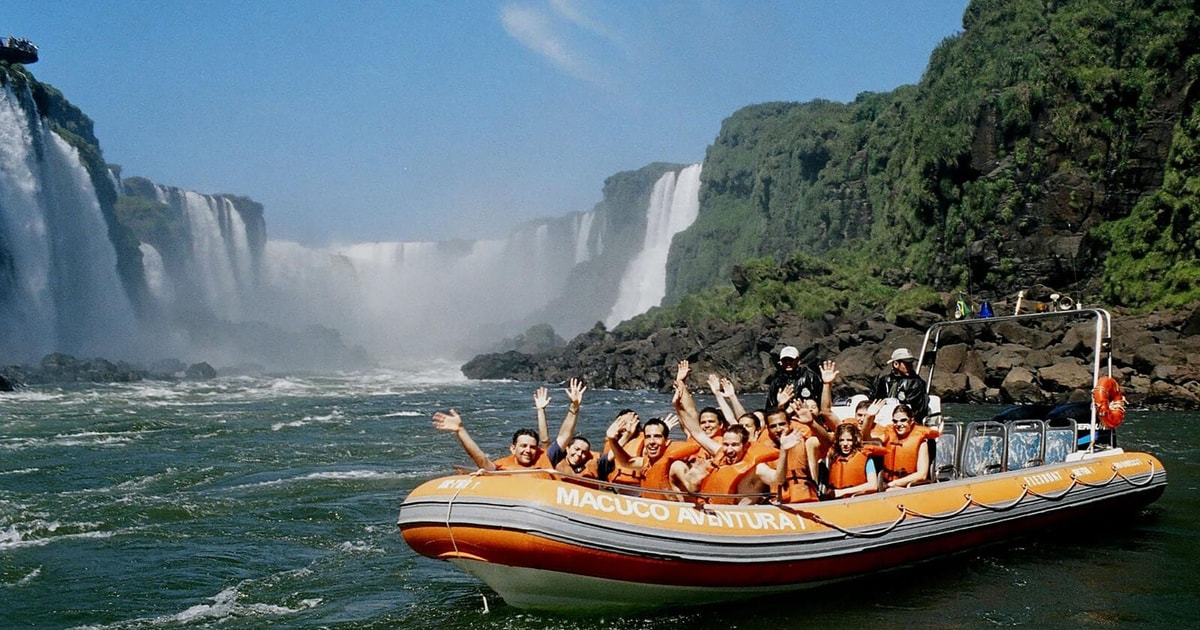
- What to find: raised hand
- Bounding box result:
[707,373,722,394]
[623,411,641,434]
[778,427,804,451]
[719,377,737,399]
[779,383,795,406]
[663,413,681,431]
[788,400,813,424]
[820,360,839,384]
[675,359,691,384]
[565,378,586,408]
[606,414,628,441]
[533,387,551,410]
[867,399,887,417]
[432,409,463,433]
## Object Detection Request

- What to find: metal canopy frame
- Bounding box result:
[916,308,1113,453]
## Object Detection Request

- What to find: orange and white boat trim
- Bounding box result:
[399,449,1165,611]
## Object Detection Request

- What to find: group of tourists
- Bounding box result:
[432,345,934,504]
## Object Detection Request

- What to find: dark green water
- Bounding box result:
[1,369,1197,628]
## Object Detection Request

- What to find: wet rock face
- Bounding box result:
[463,307,1200,410]
[185,362,217,380]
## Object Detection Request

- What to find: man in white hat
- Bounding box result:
[871,347,929,421]
[765,345,820,410]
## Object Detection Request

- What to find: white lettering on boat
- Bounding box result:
[1071,466,1093,477]
[555,487,800,530]
[555,487,670,521]
[437,479,473,490]
[1023,471,1063,486]
[677,507,796,530]
[1113,459,1142,470]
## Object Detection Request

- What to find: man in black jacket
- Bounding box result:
[766,345,820,410]
[871,348,929,422]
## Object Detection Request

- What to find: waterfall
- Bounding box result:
[2,72,702,367]
[138,243,171,305]
[146,184,261,322]
[258,213,595,359]
[604,163,702,327]
[0,83,139,362]
[573,211,595,264]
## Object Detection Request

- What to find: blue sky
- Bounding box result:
[7,0,969,245]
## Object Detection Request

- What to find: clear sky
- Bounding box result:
[7,0,969,246]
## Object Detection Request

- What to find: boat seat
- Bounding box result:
[1043,417,1078,464]
[1006,420,1046,470]
[961,421,1007,477]
[932,421,962,481]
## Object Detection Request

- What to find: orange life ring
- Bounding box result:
[1092,376,1126,428]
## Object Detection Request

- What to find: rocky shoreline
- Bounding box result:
[0,354,220,389]
[463,305,1200,410]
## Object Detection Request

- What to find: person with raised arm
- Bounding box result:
[432,409,552,477]
[707,373,740,428]
[755,403,830,503]
[766,345,821,410]
[533,386,553,448]
[818,360,839,415]
[542,379,599,478]
[604,412,694,501]
[671,360,776,505]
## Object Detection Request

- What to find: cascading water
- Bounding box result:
[260,217,586,359]
[573,211,595,265]
[149,185,260,322]
[0,83,138,362]
[604,163,702,327]
[2,70,701,367]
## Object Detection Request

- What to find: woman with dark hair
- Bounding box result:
[880,402,939,489]
[825,423,885,499]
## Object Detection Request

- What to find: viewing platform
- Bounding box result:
[1,37,38,64]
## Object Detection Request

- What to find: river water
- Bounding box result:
[1,367,1197,629]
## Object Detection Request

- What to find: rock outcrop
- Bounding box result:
[463,305,1200,410]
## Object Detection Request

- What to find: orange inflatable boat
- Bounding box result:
[399,308,1166,611]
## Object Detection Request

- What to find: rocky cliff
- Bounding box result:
[464,295,1200,410]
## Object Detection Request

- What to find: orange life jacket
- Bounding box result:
[611,441,696,499]
[699,458,759,505]
[555,456,598,479]
[745,441,780,466]
[492,451,554,480]
[881,425,938,482]
[827,445,885,490]
[778,444,818,503]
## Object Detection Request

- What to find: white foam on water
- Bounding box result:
[47,430,138,447]
[0,467,39,475]
[71,583,322,629]
[2,566,41,588]
[0,523,115,550]
[380,411,422,417]
[0,390,65,402]
[338,539,384,554]
[227,468,421,491]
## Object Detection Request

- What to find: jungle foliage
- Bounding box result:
[663,0,1200,320]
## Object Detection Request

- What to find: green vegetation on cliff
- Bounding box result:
[1097,72,1200,308]
[666,0,1200,317]
[1,63,147,307]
